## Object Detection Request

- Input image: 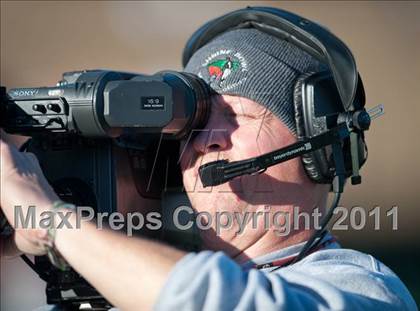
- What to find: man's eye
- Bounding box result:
[225,112,253,119]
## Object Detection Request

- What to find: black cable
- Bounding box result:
[269,189,342,272]
[292,190,342,264]
[286,141,346,264]
[305,228,328,253]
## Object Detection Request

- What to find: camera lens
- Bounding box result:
[158,71,212,139]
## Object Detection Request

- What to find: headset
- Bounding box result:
[181,6,383,265]
[183,6,367,186]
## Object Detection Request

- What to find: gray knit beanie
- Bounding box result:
[184,28,326,134]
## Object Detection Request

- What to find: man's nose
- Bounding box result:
[192,127,230,154]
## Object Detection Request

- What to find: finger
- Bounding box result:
[0,130,12,145]
[25,152,40,166]
[1,141,27,181]
[0,130,30,149]
[14,230,47,256]
[0,138,22,169]
[0,138,14,173]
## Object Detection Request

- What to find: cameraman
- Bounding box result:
[1,9,417,311]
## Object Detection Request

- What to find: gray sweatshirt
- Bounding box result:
[35,236,417,311]
[154,237,417,311]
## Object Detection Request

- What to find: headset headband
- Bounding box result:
[182,6,358,111]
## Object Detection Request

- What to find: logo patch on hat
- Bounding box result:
[207,57,240,81]
[199,49,248,91]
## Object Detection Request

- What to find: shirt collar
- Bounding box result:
[242,232,339,271]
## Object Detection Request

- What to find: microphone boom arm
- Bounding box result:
[199,123,350,187]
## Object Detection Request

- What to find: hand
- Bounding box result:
[0,137,59,255]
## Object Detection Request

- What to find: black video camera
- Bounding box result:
[0,69,211,309]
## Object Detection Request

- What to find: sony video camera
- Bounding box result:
[0,69,211,309]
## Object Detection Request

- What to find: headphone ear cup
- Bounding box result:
[293,72,333,183]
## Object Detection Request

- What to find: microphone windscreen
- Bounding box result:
[198,160,228,187]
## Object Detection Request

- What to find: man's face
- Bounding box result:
[179,95,322,255]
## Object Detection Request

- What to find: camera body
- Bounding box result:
[0,69,211,206]
[0,69,210,308]
[1,69,210,138]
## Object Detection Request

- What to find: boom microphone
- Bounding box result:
[199,123,350,187]
[199,108,377,188]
